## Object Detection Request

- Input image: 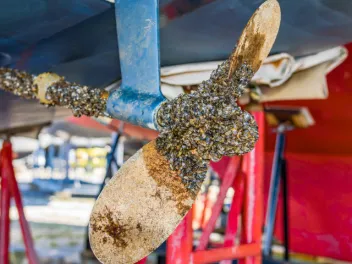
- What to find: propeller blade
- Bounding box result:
[89,1,281,263]
[229,0,281,78]
[89,140,195,263]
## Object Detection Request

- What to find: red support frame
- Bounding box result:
[136,257,148,264]
[196,156,241,251]
[0,141,39,264]
[220,171,246,264]
[0,147,11,263]
[239,110,265,264]
[167,210,193,264]
[193,244,261,263]
[166,110,265,264]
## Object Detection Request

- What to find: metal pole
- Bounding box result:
[281,158,289,261]
[64,140,71,184]
[166,210,193,264]
[196,156,241,251]
[240,110,265,264]
[97,132,120,198]
[220,171,245,264]
[3,141,40,263]
[108,0,165,128]
[0,145,10,264]
[263,125,286,256]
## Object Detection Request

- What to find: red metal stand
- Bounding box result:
[220,171,245,264]
[0,145,11,263]
[0,140,39,264]
[239,111,264,264]
[166,110,265,264]
[167,210,193,264]
[136,257,148,264]
[197,156,242,251]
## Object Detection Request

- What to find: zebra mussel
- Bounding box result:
[0,68,37,99]
[156,61,259,192]
[0,67,107,117]
[45,79,107,118]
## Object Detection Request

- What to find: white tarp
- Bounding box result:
[160,46,348,102]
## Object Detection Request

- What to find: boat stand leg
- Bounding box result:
[239,110,265,264]
[263,127,286,257]
[0,146,11,264]
[166,210,193,264]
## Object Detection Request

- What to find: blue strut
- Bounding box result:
[106,0,166,130]
[263,124,287,256]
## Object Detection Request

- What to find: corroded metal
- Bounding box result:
[156,61,259,191]
[0,68,107,117]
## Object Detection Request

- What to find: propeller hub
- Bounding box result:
[156,60,258,191]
